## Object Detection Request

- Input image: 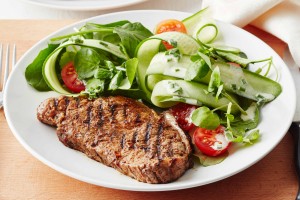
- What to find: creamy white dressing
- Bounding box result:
[185,109,196,125]
[166,81,181,95]
[211,133,229,150]
[147,52,193,78]
[165,113,186,136]
[162,55,190,78]
[241,103,257,121]
[164,66,187,78]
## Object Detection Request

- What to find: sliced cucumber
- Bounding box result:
[144,56,281,103]
[146,74,178,91]
[207,44,241,53]
[135,39,161,101]
[216,51,251,67]
[80,39,129,60]
[135,32,201,101]
[211,62,282,102]
[42,43,73,95]
[146,53,193,78]
[144,51,210,84]
[150,32,200,55]
[151,80,240,113]
[182,7,218,44]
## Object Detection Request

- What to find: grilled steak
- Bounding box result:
[37,96,193,183]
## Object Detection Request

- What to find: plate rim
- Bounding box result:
[4,9,296,191]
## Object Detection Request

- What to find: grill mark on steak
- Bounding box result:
[156,122,164,161]
[83,105,92,126]
[109,103,117,122]
[144,123,152,151]
[37,96,193,184]
[96,100,104,128]
[120,133,125,149]
[132,131,137,149]
[64,96,70,108]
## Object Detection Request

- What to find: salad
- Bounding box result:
[25,8,282,166]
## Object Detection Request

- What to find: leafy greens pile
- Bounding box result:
[25,20,153,99]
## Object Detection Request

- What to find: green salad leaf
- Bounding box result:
[125,58,138,85]
[224,102,261,144]
[108,71,124,90]
[191,106,220,130]
[59,51,76,69]
[74,47,101,79]
[114,22,153,58]
[25,43,59,91]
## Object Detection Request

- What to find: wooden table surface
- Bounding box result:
[0,20,296,200]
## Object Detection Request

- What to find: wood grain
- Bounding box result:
[0,20,295,200]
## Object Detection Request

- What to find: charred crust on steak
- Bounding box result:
[37,95,194,184]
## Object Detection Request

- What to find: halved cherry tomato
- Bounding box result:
[61,62,85,93]
[170,103,198,132]
[155,19,187,49]
[193,125,230,156]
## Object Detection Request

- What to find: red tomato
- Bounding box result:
[193,125,230,156]
[170,103,198,132]
[155,19,187,49]
[61,62,85,93]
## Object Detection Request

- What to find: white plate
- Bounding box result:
[4,10,296,191]
[19,0,146,11]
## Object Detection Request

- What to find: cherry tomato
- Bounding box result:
[170,103,198,132]
[155,19,187,49]
[61,62,85,93]
[193,125,230,156]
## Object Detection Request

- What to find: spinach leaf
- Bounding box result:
[94,68,113,80]
[53,20,130,42]
[114,22,153,58]
[25,43,59,91]
[125,58,138,85]
[85,20,131,29]
[104,60,117,71]
[94,32,120,45]
[231,103,260,134]
[118,77,131,90]
[191,106,220,130]
[59,51,76,69]
[224,103,261,144]
[108,71,124,90]
[74,47,101,79]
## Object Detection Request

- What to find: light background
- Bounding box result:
[0,0,203,19]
